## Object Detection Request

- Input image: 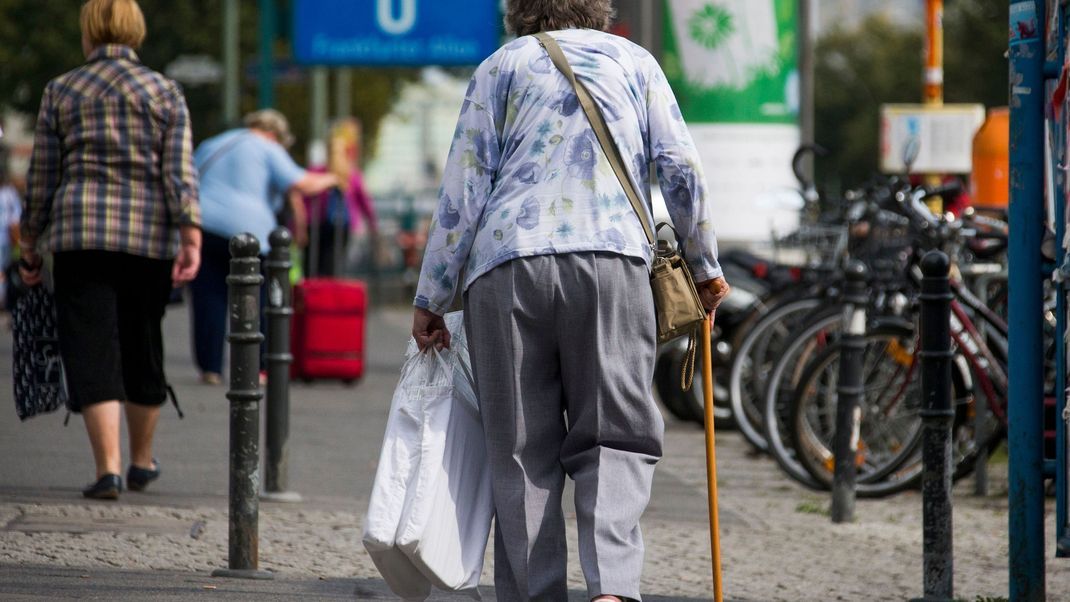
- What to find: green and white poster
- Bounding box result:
[663,0,801,241]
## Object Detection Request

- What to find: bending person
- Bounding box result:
[189,109,337,385]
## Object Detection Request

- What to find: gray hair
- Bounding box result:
[505,0,614,37]
[243,109,295,148]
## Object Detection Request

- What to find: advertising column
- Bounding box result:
[662,0,800,242]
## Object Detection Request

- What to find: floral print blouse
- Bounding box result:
[414,29,722,315]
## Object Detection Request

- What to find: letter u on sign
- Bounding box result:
[377,0,417,35]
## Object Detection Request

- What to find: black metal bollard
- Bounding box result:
[262,227,301,503]
[914,250,955,601]
[213,234,272,580]
[831,260,867,523]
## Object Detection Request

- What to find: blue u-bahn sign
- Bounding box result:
[293,0,501,66]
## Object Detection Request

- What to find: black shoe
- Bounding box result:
[127,460,160,492]
[82,474,122,500]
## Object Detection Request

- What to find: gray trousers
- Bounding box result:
[464,252,663,601]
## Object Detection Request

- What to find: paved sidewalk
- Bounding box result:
[0,303,720,601]
[0,565,709,601]
[1,300,1068,600]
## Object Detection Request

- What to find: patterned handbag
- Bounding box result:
[12,284,69,420]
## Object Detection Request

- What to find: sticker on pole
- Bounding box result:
[1010,2,1039,45]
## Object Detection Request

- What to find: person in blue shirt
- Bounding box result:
[0,158,21,311]
[190,109,337,384]
[411,1,730,600]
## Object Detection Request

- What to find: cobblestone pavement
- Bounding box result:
[0,305,1068,600]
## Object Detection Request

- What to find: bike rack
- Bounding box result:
[1009,0,1070,599]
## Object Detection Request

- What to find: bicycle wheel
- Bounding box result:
[788,329,1002,497]
[789,328,923,490]
[761,307,843,490]
[848,354,995,497]
[728,296,824,452]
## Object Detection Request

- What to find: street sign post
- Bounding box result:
[293,0,500,66]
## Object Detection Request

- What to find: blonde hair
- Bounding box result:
[81,0,147,50]
[328,118,362,193]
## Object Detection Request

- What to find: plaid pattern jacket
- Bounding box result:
[23,45,200,260]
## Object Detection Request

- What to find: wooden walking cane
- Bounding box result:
[700,312,724,602]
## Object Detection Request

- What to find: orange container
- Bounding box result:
[970,107,1009,209]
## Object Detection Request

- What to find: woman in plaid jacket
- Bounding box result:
[19,0,201,500]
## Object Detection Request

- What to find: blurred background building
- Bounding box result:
[0,0,1008,272]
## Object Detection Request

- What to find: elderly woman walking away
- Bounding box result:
[20,0,202,500]
[411,1,730,600]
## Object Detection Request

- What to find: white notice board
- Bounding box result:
[880,104,986,174]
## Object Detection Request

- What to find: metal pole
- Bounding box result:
[831,260,867,524]
[212,234,272,580]
[307,67,330,278]
[924,0,944,105]
[640,0,655,53]
[262,228,300,503]
[257,0,276,109]
[923,0,946,213]
[334,68,353,119]
[311,67,330,143]
[917,250,954,602]
[798,0,815,182]
[972,271,1006,497]
[223,0,240,126]
[1008,0,1047,598]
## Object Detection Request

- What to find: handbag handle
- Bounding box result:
[534,33,656,248]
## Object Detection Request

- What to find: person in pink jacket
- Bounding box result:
[300,118,377,277]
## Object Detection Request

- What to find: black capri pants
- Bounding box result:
[53,250,173,411]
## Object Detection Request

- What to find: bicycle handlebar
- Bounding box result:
[924,181,964,200]
[791,144,829,190]
[904,188,941,229]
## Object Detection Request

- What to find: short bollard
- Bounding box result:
[914,250,955,601]
[213,234,272,580]
[831,260,867,524]
[262,227,301,503]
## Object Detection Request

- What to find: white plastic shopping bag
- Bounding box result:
[362,312,493,600]
[395,320,493,594]
[362,343,448,600]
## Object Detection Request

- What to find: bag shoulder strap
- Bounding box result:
[533,32,655,247]
[198,132,250,178]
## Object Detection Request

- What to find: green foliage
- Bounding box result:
[945,0,1009,110]
[0,1,83,114]
[814,1,1009,189]
[0,0,416,161]
[814,15,923,190]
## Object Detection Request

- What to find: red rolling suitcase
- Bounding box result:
[290,187,367,383]
[291,277,367,383]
